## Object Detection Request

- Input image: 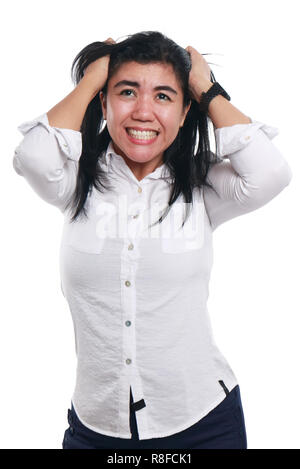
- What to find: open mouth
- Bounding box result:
[126,128,159,141]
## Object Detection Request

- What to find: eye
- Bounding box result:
[120,89,171,101]
[157,93,170,101]
[120,89,135,97]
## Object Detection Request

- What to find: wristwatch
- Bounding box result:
[198,82,231,112]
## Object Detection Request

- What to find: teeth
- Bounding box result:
[127,128,158,139]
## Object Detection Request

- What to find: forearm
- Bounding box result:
[47,76,98,131]
[194,81,251,129]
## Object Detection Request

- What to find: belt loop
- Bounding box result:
[67,408,75,435]
[130,387,146,412]
[131,398,146,412]
[218,380,230,396]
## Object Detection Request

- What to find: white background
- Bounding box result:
[1,0,299,449]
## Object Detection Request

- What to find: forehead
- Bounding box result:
[109,61,180,88]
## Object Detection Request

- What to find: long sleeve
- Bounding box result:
[12,113,82,213]
[203,120,293,232]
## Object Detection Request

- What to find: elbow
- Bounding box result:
[282,161,293,187]
[12,151,24,176]
[268,160,293,194]
[246,161,293,208]
[12,145,65,198]
[13,146,44,178]
[235,160,293,211]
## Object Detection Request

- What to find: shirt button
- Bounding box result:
[245,135,251,140]
[126,358,132,365]
[125,280,131,287]
[63,143,68,147]
[133,214,139,219]
[138,187,142,193]
[128,243,134,250]
[125,320,131,327]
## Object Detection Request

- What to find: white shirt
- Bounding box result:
[13,112,292,440]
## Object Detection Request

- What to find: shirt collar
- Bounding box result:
[101,140,174,183]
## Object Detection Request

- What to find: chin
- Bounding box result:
[119,143,157,159]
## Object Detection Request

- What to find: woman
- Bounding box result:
[13,31,292,449]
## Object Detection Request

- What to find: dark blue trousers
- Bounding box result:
[62,385,247,449]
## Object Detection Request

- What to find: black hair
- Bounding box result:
[67,30,221,227]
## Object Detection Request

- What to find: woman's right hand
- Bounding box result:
[82,38,116,94]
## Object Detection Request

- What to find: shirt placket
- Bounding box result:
[118,182,149,438]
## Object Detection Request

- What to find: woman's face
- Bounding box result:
[100,61,191,175]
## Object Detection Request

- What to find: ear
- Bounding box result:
[99,91,107,119]
[179,101,191,127]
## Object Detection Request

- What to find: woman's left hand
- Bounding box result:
[185,45,213,102]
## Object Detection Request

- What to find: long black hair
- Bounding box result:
[67,30,221,227]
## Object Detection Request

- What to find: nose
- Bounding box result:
[131,95,155,122]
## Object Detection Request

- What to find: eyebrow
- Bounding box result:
[113,80,178,95]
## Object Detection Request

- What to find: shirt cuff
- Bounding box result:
[214,119,279,158]
[17,112,82,162]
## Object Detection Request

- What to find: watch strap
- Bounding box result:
[198,82,231,112]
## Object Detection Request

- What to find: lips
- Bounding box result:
[125,127,159,145]
[126,127,159,134]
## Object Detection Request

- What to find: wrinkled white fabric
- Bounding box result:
[13,112,292,439]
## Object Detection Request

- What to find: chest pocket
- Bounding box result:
[61,196,118,254]
[160,198,205,254]
[161,235,204,254]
